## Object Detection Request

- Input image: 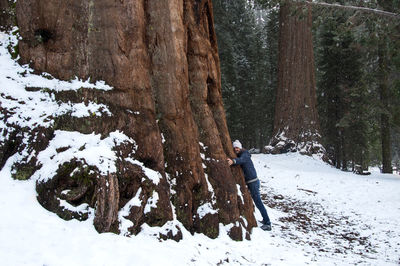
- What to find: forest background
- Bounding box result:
[0,0,399,243]
[213,0,400,171]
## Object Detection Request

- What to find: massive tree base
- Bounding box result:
[0,0,258,240]
[265,130,329,162]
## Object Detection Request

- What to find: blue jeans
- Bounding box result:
[247,180,271,225]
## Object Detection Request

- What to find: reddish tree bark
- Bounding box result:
[267,0,327,159]
[14,0,256,240]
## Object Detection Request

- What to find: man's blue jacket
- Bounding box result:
[233,149,258,184]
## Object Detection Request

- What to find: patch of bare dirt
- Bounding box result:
[260,185,380,263]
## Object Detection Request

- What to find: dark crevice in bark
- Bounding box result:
[10,0,256,240]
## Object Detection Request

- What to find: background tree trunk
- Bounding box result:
[266,0,326,159]
[14,0,256,240]
[378,46,393,173]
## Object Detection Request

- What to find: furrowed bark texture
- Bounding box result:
[268,0,326,159]
[15,0,256,239]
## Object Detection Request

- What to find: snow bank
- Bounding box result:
[1,152,399,265]
[1,29,400,266]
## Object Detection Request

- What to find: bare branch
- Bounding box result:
[302,1,400,19]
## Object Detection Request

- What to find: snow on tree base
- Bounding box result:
[264,131,330,163]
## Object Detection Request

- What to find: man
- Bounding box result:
[227,140,272,231]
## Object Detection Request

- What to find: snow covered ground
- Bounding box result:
[1,152,399,265]
[1,29,400,265]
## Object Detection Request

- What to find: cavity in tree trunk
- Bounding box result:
[266,0,326,160]
[13,0,257,240]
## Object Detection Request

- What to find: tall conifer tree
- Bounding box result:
[214,0,276,149]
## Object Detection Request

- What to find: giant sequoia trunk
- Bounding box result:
[6,0,257,240]
[266,0,326,159]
